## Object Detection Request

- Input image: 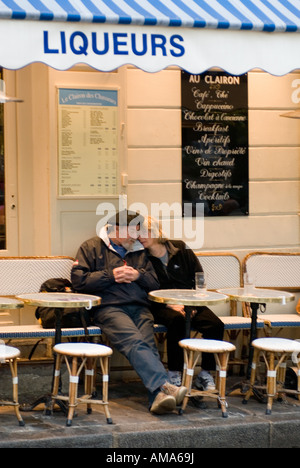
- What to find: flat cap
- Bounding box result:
[107,210,144,227]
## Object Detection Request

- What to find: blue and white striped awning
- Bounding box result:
[0,0,299,31]
[0,0,299,75]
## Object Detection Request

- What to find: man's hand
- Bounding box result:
[113,265,140,283]
[166,304,185,316]
[166,305,197,318]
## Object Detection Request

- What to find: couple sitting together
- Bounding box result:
[71,210,224,415]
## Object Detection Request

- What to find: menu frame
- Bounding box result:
[57,86,120,199]
[181,71,249,217]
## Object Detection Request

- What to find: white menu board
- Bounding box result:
[58,88,118,197]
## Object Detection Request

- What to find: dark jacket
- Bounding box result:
[146,240,203,290]
[71,230,159,308]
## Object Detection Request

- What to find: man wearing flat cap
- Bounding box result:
[71,210,187,414]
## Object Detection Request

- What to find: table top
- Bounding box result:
[0,297,24,309]
[16,293,101,308]
[148,289,229,307]
[217,287,295,305]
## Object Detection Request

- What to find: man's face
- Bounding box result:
[113,225,139,249]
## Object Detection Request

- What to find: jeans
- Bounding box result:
[151,306,225,372]
[93,304,168,398]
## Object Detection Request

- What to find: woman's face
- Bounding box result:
[138,228,158,249]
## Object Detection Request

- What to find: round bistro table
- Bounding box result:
[217,288,295,380]
[148,289,229,338]
[16,292,101,413]
[17,292,101,344]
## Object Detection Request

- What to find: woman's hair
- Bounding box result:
[141,216,168,244]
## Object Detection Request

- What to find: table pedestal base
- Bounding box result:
[21,393,68,414]
[227,302,267,403]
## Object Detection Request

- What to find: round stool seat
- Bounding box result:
[0,345,20,360]
[252,337,300,353]
[53,342,113,358]
[179,338,236,353]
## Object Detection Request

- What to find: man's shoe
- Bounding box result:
[195,371,216,391]
[150,392,176,414]
[161,381,187,405]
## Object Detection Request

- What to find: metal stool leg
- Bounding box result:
[243,347,259,404]
[265,351,276,414]
[9,357,25,426]
[265,351,288,415]
[181,348,198,412]
[51,354,62,399]
[297,360,300,401]
[276,358,288,403]
[85,357,94,415]
[66,356,79,426]
[215,352,230,418]
[100,355,113,424]
[50,353,70,416]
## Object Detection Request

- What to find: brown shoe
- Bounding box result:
[150,392,176,415]
[161,381,187,405]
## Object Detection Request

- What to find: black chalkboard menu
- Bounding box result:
[182,71,249,217]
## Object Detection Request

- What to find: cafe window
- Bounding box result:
[0,67,5,249]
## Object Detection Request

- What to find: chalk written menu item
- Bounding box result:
[182,71,249,216]
[58,89,118,197]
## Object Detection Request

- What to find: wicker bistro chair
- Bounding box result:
[243,337,300,414]
[51,342,113,427]
[242,252,300,332]
[0,344,24,426]
[179,339,236,417]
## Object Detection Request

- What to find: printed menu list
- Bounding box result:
[182,71,249,216]
[58,89,118,197]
